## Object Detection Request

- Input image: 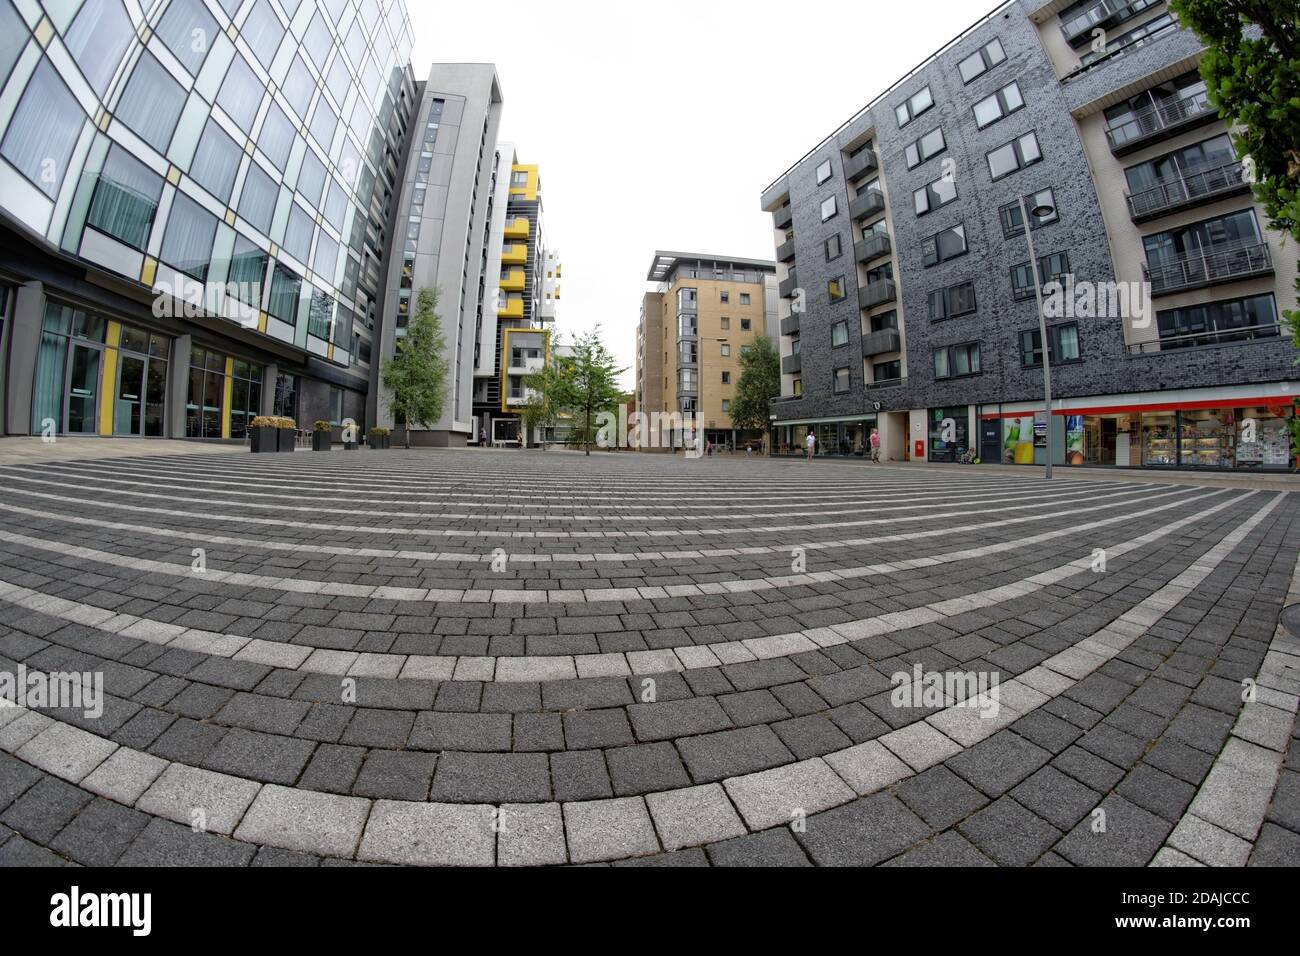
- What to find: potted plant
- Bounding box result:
[312,421,332,452]
[276,417,297,453]
[369,427,391,450]
[250,416,279,454]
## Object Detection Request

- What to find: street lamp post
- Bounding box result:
[1019,195,1057,480]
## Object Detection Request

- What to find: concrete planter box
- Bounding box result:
[369,434,391,450]
[277,428,296,453]
[312,432,331,452]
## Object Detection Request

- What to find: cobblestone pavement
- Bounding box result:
[1,448,1298,867]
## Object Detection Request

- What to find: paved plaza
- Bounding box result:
[0,446,1299,867]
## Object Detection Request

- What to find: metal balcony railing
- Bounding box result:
[776,239,796,263]
[861,327,901,357]
[855,233,892,264]
[779,271,799,299]
[1143,238,1273,296]
[1125,161,1250,222]
[773,205,793,229]
[1104,92,1216,154]
[844,149,878,183]
[1127,322,1281,354]
[850,190,886,222]
[782,353,802,375]
[859,278,896,309]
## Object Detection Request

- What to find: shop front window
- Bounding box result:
[186,347,227,439]
[929,407,969,462]
[229,360,264,439]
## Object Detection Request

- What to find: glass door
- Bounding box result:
[116,354,146,436]
[145,358,167,436]
[65,344,101,434]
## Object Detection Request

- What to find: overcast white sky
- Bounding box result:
[409,0,991,389]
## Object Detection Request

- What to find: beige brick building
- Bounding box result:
[637,252,778,450]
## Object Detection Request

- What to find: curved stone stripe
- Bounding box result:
[0,482,1189,553]
[0,468,1122,525]
[8,460,1115,510]
[0,490,1255,685]
[0,493,1279,865]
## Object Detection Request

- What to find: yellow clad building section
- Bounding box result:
[222,356,234,439]
[501,269,526,292]
[504,217,530,240]
[500,297,525,319]
[509,164,539,201]
[98,321,122,436]
[502,244,528,265]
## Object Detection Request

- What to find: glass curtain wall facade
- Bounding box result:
[0,0,415,439]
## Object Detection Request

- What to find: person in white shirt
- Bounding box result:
[805,431,816,461]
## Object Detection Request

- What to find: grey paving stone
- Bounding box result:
[49,798,150,866]
[562,709,635,750]
[627,697,731,742]
[513,713,563,752]
[410,712,512,752]
[203,728,315,786]
[118,818,256,866]
[429,752,550,803]
[895,765,989,829]
[564,797,660,864]
[499,802,567,867]
[136,763,260,836]
[883,830,996,866]
[797,792,931,866]
[298,744,365,795]
[958,796,1063,866]
[946,731,1052,798]
[359,800,495,867]
[705,827,812,867]
[678,725,794,783]
[352,750,437,801]
[1,777,93,844]
[1117,763,1197,823]
[233,784,370,858]
[1010,764,1102,832]
[605,742,691,796]
[550,750,613,802]
[1249,823,1300,866]
[1055,794,1173,867]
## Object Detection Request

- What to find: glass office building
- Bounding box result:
[0,0,415,440]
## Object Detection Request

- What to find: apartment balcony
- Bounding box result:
[500,269,526,292]
[1125,161,1251,223]
[1060,0,1146,47]
[850,190,886,222]
[859,278,896,309]
[502,243,528,265]
[844,149,878,183]
[773,205,793,230]
[1126,322,1281,354]
[1105,93,1218,156]
[776,239,796,263]
[779,270,799,299]
[855,233,892,265]
[499,296,525,319]
[1143,238,1273,297]
[780,315,800,337]
[782,353,802,375]
[505,217,530,240]
[861,327,901,358]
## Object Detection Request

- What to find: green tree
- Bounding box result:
[381,287,450,448]
[520,358,561,450]
[550,328,624,456]
[728,336,782,447]
[1169,0,1300,339]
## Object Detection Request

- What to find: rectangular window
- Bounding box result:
[722,371,731,385]
[913,175,958,216]
[999,188,1058,238]
[227,237,267,306]
[821,196,838,221]
[928,281,977,320]
[874,360,902,383]
[740,318,752,331]
[832,320,849,347]
[987,132,1042,180]
[1155,293,1278,347]
[934,342,981,379]
[720,343,731,357]
[828,277,847,303]
[895,86,934,127]
[740,293,751,305]
[239,163,278,234]
[217,54,264,133]
[1020,323,1081,366]
[117,53,187,154]
[816,159,833,184]
[972,81,1024,129]
[283,205,315,263]
[190,119,242,203]
[87,147,164,251]
[720,317,730,330]
[66,0,133,97]
[258,102,295,170]
[833,367,851,393]
[825,234,843,261]
[243,0,285,66]
[160,193,218,281]
[905,127,946,169]
[0,62,83,199]
[720,291,730,303]
[921,224,967,267]
[267,263,302,324]
[958,37,1007,83]
[1011,252,1071,299]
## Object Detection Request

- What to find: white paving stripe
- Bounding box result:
[0,487,1221,598]
[0,494,1280,864]
[0,491,1254,682]
[1153,549,1300,867]
[0,468,1130,524]
[0,483,1194,554]
[8,460,1124,510]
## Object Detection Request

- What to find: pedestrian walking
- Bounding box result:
[870,428,881,463]
[805,431,816,461]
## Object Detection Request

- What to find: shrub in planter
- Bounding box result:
[250,416,285,454]
[313,420,332,452]
[369,427,391,450]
